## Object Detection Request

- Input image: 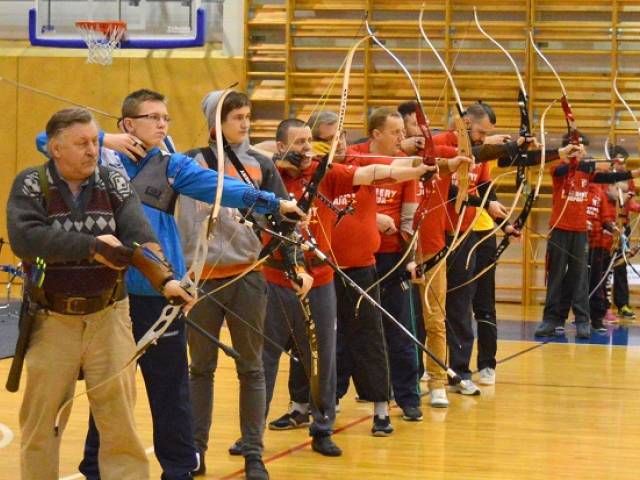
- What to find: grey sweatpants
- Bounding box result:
[187,271,267,457]
[262,281,338,436]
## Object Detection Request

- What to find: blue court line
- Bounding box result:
[495,318,640,346]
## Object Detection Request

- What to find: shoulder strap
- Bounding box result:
[197,147,218,171]
[37,163,50,209]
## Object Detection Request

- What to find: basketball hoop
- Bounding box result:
[75,20,127,66]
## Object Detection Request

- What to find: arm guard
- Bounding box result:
[131,243,174,293]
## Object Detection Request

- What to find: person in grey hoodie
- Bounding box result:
[178,90,312,480]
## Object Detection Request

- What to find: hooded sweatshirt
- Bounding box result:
[177,90,290,279]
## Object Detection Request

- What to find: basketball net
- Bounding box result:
[75,21,127,66]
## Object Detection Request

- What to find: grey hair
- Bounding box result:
[307,111,338,139]
[46,108,95,138]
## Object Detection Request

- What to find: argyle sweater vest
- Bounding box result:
[25,163,125,297]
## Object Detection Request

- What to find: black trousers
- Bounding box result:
[613,225,632,308]
[376,252,420,408]
[335,265,391,402]
[80,295,196,480]
[613,263,630,309]
[445,231,477,381]
[472,231,498,370]
[542,229,590,326]
[589,247,611,323]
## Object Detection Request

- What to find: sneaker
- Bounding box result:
[618,305,636,319]
[245,455,269,480]
[576,322,591,339]
[268,410,310,430]
[535,321,557,337]
[228,438,243,456]
[429,388,449,408]
[478,367,496,386]
[192,448,206,476]
[401,406,423,422]
[591,319,607,333]
[311,434,342,456]
[371,415,394,436]
[450,379,481,396]
[604,309,618,323]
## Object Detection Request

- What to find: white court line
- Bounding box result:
[59,446,154,480]
[0,423,14,449]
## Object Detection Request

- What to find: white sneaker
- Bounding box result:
[478,367,496,386]
[429,388,449,408]
[450,379,481,396]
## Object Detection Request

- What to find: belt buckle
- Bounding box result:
[65,296,87,314]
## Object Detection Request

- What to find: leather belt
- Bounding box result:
[30,280,126,316]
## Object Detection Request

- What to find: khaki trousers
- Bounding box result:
[418,255,448,391]
[20,298,148,480]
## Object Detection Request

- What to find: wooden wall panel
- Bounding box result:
[0,48,244,290]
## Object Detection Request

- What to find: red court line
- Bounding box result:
[218,413,374,480]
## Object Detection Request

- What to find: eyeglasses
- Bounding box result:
[129,113,171,123]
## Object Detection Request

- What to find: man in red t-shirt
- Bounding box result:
[610,146,640,319]
[397,100,468,408]
[342,107,423,422]
[431,104,514,395]
[262,118,435,450]
[536,134,640,338]
[331,108,439,435]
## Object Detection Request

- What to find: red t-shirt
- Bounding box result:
[416,175,453,255]
[413,144,459,255]
[262,161,357,287]
[331,143,391,267]
[344,141,418,254]
[586,184,615,249]
[549,164,591,232]
[623,179,640,223]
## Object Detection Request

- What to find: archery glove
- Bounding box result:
[274,151,306,168]
[92,238,134,268]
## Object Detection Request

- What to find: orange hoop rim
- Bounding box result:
[75,20,127,35]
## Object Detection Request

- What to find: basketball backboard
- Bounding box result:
[29,0,207,48]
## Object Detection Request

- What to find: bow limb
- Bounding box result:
[419,7,471,213]
[465,179,526,269]
[440,170,517,293]
[423,169,516,311]
[613,74,640,148]
[189,37,369,307]
[539,98,574,239]
[473,9,526,97]
[356,20,437,305]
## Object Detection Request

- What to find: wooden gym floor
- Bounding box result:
[0,304,639,480]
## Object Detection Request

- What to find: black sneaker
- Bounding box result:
[591,319,607,333]
[268,410,310,430]
[576,322,591,339]
[401,406,423,422]
[192,448,206,476]
[534,321,557,337]
[371,415,393,437]
[228,438,243,456]
[245,455,269,480]
[311,434,342,456]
